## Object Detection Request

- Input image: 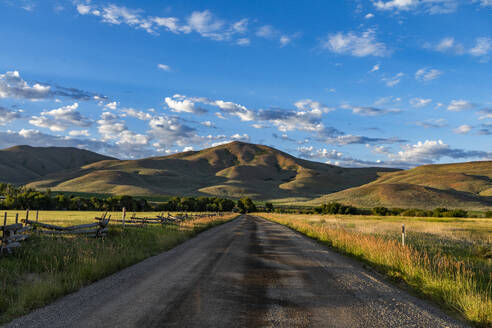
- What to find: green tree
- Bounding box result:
[238,198,257,213]
[372,207,389,216]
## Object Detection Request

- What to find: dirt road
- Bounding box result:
[5,215,468,327]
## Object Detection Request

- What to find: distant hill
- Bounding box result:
[3,142,490,209]
[310,161,492,210]
[18,141,397,199]
[0,145,114,184]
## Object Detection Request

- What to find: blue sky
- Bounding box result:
[0,0,491,168]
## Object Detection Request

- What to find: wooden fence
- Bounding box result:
[1,209,229,256]
[95,211,175,226]
[0,212,32,255]
[1,210,111,256]
[95,209,226,227]
[24,216,110,238]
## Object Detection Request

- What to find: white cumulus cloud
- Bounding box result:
[447,100,476,111]
[165,95,205,114]
[0,70,51,101]
[415,67,443,81]
[373,0,458,14]
[157,64,171,71]
[469,37,492,57]
[391,139,491,164]
[0,106,22,125]
[453,124,472,134]
[410,98,432,108]
[320,29,389,57]
[29,103,91,132]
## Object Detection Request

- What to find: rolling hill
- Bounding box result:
[2,142,491,209]
[310,161,492,209]
[2,141,397,200]
[0,145,114,184]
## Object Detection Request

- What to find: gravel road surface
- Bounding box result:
[5,215,468,328]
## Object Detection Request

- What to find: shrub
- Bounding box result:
[443,209,468,218]
[264,202,274,212]
[372,207,390,216]
[320,202,358,215]
[432,208,448,217]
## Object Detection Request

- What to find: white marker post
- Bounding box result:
[122,207,126,229]
[401,224,405,247]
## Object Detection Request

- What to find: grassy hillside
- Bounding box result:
[311,161,492,210]
[5,142,490,209]
[24,141,397,200]
[373,161,492,195]
[0,145,113,184]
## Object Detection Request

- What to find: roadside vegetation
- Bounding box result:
[0,211,237,324]
[260,213,492,327]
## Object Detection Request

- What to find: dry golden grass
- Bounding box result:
[260,213,492,327]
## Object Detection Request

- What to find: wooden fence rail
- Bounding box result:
[94,210,227,227]
[24,216,110,238]
[95,211,192,226]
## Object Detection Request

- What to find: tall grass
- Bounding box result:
[0,213,237,324]
[260,213,491,327]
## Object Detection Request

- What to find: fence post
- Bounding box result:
[1,212,6,252]
[401,224,405,246]
[122,207,126,228]
[36,210,39,223]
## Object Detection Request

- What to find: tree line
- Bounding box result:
[0,184,240,212]
[1,183,489,217]
[272,202,491,218]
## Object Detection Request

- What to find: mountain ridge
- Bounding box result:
[0,145,114,184]
[1,141,491,209]
[0,141,397,199]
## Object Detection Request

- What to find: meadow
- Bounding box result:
[0,210,237,324]
[260,213,492,327]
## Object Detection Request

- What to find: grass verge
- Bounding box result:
[260,213,491,327]
[0,213,237,324]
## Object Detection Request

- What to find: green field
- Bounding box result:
[260,213,492,327]
[0,211,237,324]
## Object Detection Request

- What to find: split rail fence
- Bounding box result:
[1,209,229,257]
[0,212,32,255]
[95,209,227,227]
[1,210,110,257]
[24,216,110,237]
